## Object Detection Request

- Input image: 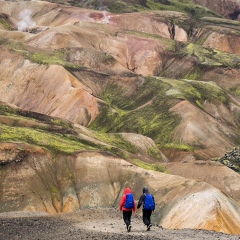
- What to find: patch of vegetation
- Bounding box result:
[90,77,181,147]
[201,17,240,33]
[183,66,202,80]
[142,0,218,18]
[161,142,194,151]
[93,132,138,154]
[163,78,229,106]
[96,84,127,110]
[0,103,74,131]
[181,64,213,82]
[90,73,230,149]
[1,41,85,71]
[187,80,229,104]
[0,124,96,155]
[51,0,220,18]
[134,159,167,173]
[50,119,72,129]
[50,186,59,194]
[103,145,132,159]
[164,78,201,100]
[26,51,85,70]
[0,103,146,160]
[0,18,11,30]
[230,86,240,98]
[175,42,240,68]
[147,146,162,159]
[0,37,26,52]
[108,1,135,13]
[0,105,17,115]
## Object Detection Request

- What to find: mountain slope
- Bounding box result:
[1,0,240,235]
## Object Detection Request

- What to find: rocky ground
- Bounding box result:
[0,208,240,240]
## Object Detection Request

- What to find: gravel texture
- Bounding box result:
[1,208,240,240]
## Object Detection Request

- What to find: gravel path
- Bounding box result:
[1,208,240,240]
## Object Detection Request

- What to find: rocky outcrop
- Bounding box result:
[219,147,240,172]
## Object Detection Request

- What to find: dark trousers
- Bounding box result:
[143,209,152,226]
[123,210,132,227]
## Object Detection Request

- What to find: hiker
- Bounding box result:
[137,186,155,231]
[119,187,136,232]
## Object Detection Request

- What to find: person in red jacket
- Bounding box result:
[119,187,136,232]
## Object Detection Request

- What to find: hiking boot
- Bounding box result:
[127,224,132,232]
[147,223,152,231]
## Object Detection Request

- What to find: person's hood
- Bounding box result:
[124,188,131,194]
[143,187,149,193]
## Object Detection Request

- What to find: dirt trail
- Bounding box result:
[1,208,240,240]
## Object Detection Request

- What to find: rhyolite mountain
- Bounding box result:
[1,0,240,235]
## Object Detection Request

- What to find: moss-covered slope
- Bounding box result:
[1,0,240,162]
[0,102,164,164]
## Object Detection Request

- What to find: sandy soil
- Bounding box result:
[1,208,240,240]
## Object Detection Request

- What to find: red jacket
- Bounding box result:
[119,188,136,212]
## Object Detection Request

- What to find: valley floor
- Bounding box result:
[0,208,239,240]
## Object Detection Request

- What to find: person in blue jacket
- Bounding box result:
[137,186,155,231]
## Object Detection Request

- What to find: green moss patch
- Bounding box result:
[56,0,219,18]
[201,17,240,34]
[0,103,145,160]
[0,124,96,155]
[26,51,85,70]
[0,103,73,129]
[1,40,85,70]
[161,142,194,151]
[93,131,138,154]
[90,73,229,149]
[150,0,218,18]
[134,159,167,173]
[0,105,17,115]
[90,77,181,146]
[163,78,229,106]
[108,1,137,13]
[147,146,163,159]
[230,86,240,97]
[175,42,240,68]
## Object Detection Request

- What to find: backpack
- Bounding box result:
[144,193,154,210]
[124,193,134,209]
